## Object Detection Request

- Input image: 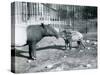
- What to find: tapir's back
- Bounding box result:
[27,25,44,42]
[71,31,83,41]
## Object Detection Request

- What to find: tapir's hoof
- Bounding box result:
[28,57,36,60]
[27,58,36,63]
[32,57,36,60]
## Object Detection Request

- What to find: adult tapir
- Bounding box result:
[23,23,59,60]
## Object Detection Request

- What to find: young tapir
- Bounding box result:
[25,23,59,60]
[61,30,85,50]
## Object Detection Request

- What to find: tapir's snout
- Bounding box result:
[54,32,59,39]
[56,34,59,39]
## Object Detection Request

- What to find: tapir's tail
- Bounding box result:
[11,43,28,47]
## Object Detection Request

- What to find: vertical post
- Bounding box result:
[36,3,39,21]
[34,3,36,21]
[41,4,43,23]
[69,18,72,30]
[73,6,74,31]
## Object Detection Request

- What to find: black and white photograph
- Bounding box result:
[11,1,97,73]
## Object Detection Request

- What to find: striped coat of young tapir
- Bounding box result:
[23,23,59,60]
[61,30,85,49]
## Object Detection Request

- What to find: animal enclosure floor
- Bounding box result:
[12,37,97,73]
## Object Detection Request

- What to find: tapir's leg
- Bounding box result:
[32,43,36,60]
[65,44,67,50]
[65,39,71,50]
[29,43,36,60]
[67,39,71,50]
[69,41,71,50]
[77,41,81,48]
[64,39,68,50]
[29,43,33,59]
[80,40,85,48]
[77,40,85,48]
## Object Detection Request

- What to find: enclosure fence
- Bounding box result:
[11,2,97,33]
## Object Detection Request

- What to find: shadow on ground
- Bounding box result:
[11,45,66,59]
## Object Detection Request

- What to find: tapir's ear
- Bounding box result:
[41,23,45,28]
